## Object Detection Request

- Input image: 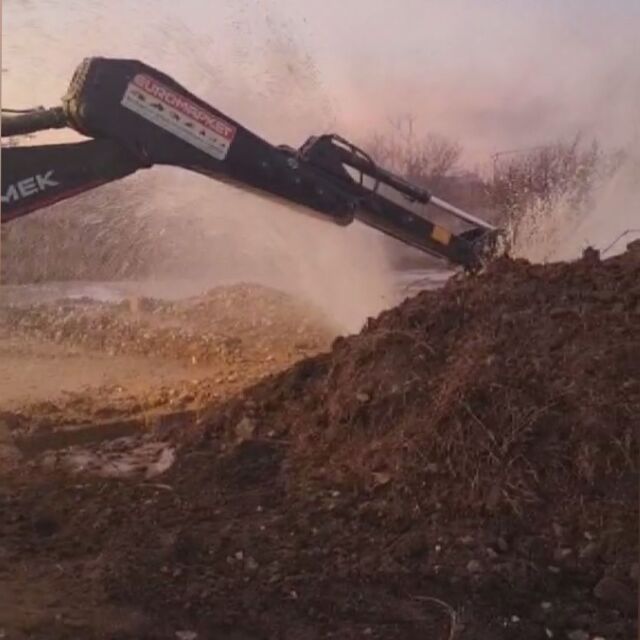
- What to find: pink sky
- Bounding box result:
[3,0,640,164]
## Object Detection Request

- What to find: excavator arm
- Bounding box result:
[1,57,497,270]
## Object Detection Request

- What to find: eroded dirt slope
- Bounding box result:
[1,248,638,640]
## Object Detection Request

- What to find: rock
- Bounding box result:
[245,556,259,572]
[175,632,198,640]
[553,547,573,562]
[466,559,482,573]
[234,417,256,441]
[485,547,499,560]
[356,392,370,403]
[593,576,636,613]
[627,238,640,252]
[372,471,391,487]
[581,246,600,263]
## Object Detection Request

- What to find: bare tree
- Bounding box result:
[365,114,462,188]
[488,136,610,219]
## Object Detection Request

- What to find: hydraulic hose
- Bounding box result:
[1,107,68,137]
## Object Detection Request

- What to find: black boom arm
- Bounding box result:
[1,57,497,269]
[1,139,141,222]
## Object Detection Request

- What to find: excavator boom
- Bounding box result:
[1,57,497,270]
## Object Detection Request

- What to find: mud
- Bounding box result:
[1,249,638,639]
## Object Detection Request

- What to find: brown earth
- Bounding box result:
[0,283,335,427]
[0,283,334,366]
[0,283,337,639]
[0,282,335,469]
[1,249,639,640]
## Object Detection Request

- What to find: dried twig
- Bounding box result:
[600,228,640,255]
[142,482,174,492]
[412,595,460,640]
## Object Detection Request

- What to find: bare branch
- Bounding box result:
[364,116,462,188]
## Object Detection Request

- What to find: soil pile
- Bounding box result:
[197,245,638,521]
[1,284,334,365]
[2,247,638,639]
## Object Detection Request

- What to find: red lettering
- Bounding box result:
[131,74,236,140]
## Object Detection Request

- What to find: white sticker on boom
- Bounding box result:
[121,74,237,160]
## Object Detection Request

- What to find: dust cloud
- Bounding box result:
[135,169,396,334]
[3,0,639,326]
[563,149,640,259]
[131,9,397,334]
[506,147,640,264]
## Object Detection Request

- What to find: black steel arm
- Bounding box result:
[1,140,142,222]
[2,107,68,137]
[1,57,497,269]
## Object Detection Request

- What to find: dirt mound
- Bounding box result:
[200,246,638,516]
[1,283,334,365]
[2,248,638,639]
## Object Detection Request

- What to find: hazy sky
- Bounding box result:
[2,1,638,324]
[3,0,640,164]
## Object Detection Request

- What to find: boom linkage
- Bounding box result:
[1,57,497,270]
